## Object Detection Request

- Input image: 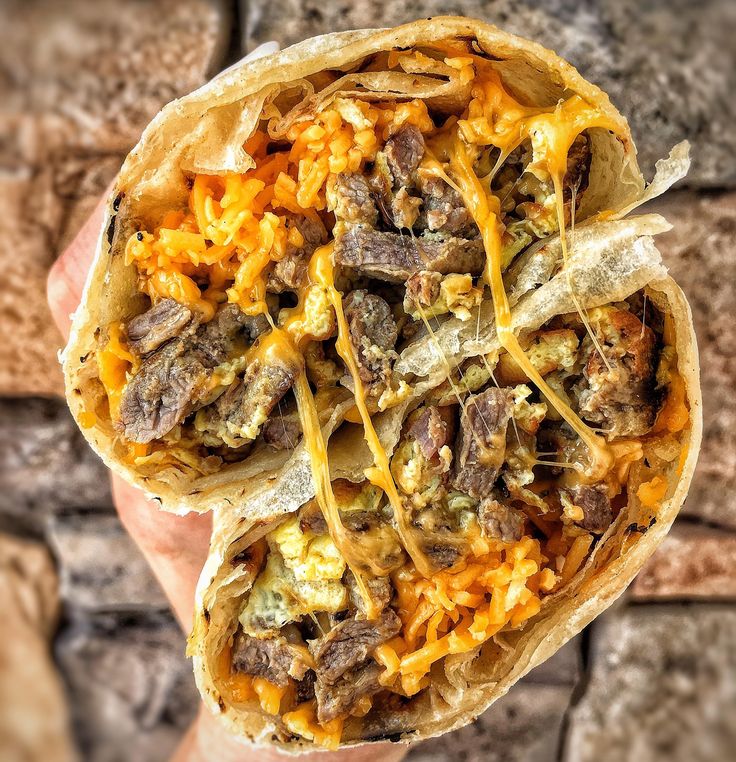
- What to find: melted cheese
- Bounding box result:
[310,244,435,578]
[97,323,138,419]
[448,134,613,481]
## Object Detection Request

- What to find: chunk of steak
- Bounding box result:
[343,289,398,386]
[345,570,393,616]
[562,133,591,201]
[408,405,452,462]
[425,542,461,569]
[330,173,378,225]
[126,298,194,355]
[334,225,485,282]
[576,308,658,438]
[298,500,328,535]
[417,176,478,237]
[206,359,299,443]
[119,304,265,443]
[295,670,316,704]
[478,497,525,542]
[562,484,613,534]
[404,270,441,310]
[119,343,210,444]
[384,124,425,187]
[231,631,310,688]
[309,609,401,684]
[267,213,327,293]
[452,387,514,499]
[261,402,302,450]
[315,662,383,723]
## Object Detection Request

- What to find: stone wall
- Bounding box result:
[1,2,733,760]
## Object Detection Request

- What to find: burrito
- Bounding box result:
[61,16,701,748]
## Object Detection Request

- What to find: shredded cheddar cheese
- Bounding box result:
[111,43,691,749]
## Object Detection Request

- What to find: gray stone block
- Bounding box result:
[523,635,583,685]
[48,511,168,612]
[648,191,736,529]
[408,683,574,762]
[244,0,735,187]
[0,399,112,536]
[564,605,736,762]
[56,612,198,762]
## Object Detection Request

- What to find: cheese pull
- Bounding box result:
[449,133,613,481]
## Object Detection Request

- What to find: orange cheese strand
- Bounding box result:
[636,475,668,508]
[654,372,689,434]
[253,677,287,715]
[310,244,434,578]
[97,323,138,419]
[449,134,612,481]
[282,703,343,750]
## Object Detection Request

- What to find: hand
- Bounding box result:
[47,42,408,762]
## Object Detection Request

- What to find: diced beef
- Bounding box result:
[478,497,525,542]
[576,308,659,438]
[267,213,327,293]
[295,670,317,704]
[126,298,194,355]
[417,176,478,237]
[452,387,514,499]
[343,289,398,386]
[261,402,301,450]
[119,304,266,443]
[231,631,310,688]
[384,125,425,187]
[309,609,401,684]
[119,344,210,444]
[562,484,613,534]
[424,542,461,569]
[404,270,441,310]
[334,225,485,283]
[205,359,299,443]
[298,500,328,535]
[331,173,378,225]
[562,133,591,201]
[345,570,393,616]
[408,405,453,461]
[341,510,381,533]
[315,662,383,723]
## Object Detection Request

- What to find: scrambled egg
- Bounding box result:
[406,273,483,322]
[271,515,345,581]
[285,285,335,342]
[511,384,548,435]
[239,516,348,634]
[498,329,579,385]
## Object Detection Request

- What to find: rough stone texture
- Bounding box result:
[0,533,78,762]
[523,636,582,685]
[408,683,574,762]
[0,0,230,397]
[244,0,735,187]
[48,511,168,612]
[564,605,736,762]
[56,612,199,762]
[0,399,112,536]
[648,191,736,529]
[632,523,736,600]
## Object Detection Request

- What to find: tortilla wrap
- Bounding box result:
[58,16,701,749]
[62,16,688,516]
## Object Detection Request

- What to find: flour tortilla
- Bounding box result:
[62,16,676,516]
[60,14,700,751]
[190,276,700,751]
